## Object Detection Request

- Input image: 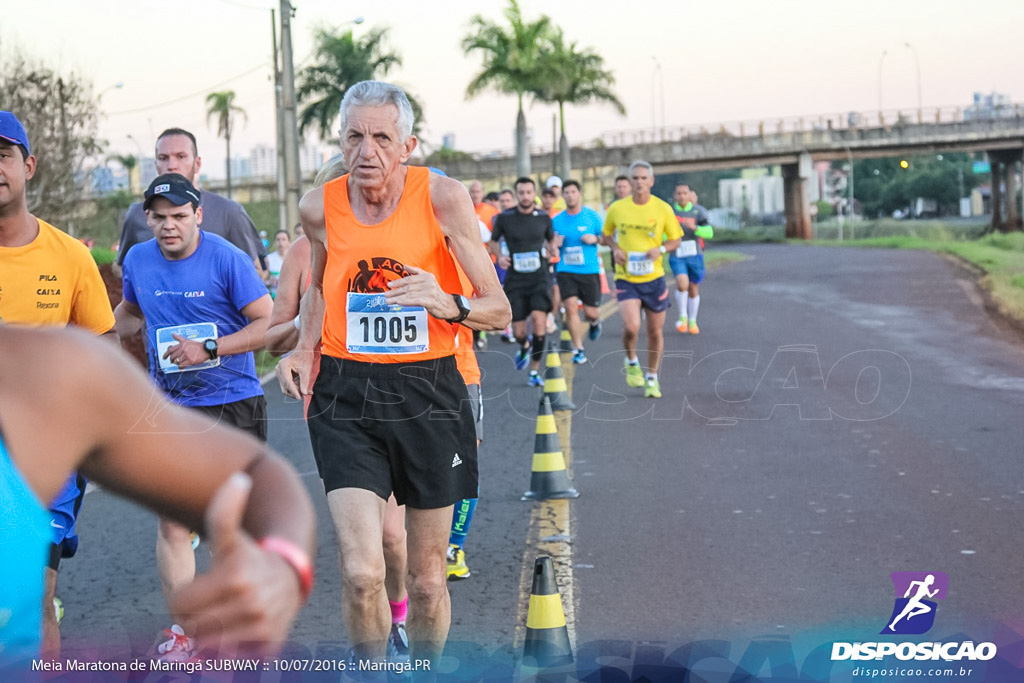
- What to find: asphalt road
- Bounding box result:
[58,244,1024,681]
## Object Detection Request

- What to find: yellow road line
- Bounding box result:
[513,354,578,657]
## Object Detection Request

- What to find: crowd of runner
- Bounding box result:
[0,79,715,678]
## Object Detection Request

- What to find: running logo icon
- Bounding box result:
[881,571,948,635]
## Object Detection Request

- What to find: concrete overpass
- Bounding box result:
[437,105,1024,238]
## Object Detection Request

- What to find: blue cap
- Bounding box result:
[144,173,201,210]
[0,111,30,155]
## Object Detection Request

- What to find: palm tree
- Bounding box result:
[463,0,554,177]
[535,29,625,179]
[296,27,423,142]
[107,153,137,194]
[205,90,246,198]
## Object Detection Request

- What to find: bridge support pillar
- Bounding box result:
[783,153,812,239]
[1006,158,1020,230]
[990,155,1003,230]
[989,149,1023,232]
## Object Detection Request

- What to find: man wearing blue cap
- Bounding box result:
[0,110,117,658]
[112,128,265,279]
[114,171,273,659]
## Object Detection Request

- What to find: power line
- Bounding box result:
[212,0,273,11]
[105,62,271,116]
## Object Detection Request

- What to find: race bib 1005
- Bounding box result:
[346,293,428,354]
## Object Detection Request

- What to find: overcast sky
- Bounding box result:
[4,0,1022,178]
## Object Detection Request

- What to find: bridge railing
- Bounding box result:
[474,103,1024,159]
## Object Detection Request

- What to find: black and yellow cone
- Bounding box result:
[522,396,579,501]
[558,326,573,353]
[522,556,573,668]
[542,341,575,411]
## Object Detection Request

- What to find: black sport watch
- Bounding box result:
[444,294,472,324]
[203,338,219,360]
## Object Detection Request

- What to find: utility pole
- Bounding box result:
[271,8,288,234]
[280,0,302,233]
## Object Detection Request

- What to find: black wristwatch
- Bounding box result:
[444,294,472,324]
[203,338,219,360]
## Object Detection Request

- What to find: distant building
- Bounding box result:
[138,157,158,189]
[246,143,333,180]
[230,156,252,180]
[90,166,131,196]
[719,176,784,218]
[965,92,1014,121]
[251,144,277,179]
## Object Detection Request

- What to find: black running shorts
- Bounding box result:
[556,272,602,308]
[504,275,552,321]
[466,383,483,443]
[307,355,479,509]
[190,394,268,442]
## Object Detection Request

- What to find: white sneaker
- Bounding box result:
[156,624,196,662]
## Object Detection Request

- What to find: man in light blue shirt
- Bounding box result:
[552,180,604,364]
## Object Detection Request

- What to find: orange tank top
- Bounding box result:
[453,257,481,385]
[321,166,461,363]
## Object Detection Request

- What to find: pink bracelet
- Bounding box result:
[258,536,313,603]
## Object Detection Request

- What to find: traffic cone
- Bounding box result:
[558,325,573,353]
[522,396,579,501]
[542,342,575,411]
[522,556,573,668]
[598,258,610,296]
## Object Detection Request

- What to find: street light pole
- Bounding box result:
[280,0,302,235]
[877,50,888,124]
[271,8,288,234]
[98,82,124,101]
[904,42,922,123]
[651,57,664,136]
[847,146,855,239]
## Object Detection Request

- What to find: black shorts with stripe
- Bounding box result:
[307,354,479,509]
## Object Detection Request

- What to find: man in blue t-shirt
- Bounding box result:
[553,180,604,364]
[114,173,273,657]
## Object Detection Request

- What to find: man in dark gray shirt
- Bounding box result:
[113,128,264,276]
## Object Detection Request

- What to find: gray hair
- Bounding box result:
[627,160,654,176]
[339,81,415,140]
[314,154,347,186]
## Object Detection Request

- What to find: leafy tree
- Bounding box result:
[296,27,423,142]
[533,28,624,179]
[107,153,137,193]
[205,90,246,198]
[850,153,977,218]
[424,147,474,165]
[0,50,101,233]
[463,0,554,177]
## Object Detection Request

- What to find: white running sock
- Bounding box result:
[687,295,700,323]
[675,289,686,317]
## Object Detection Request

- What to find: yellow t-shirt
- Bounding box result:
[602,196,682,283]
[0,218,115,333]
[549,197,567,217]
